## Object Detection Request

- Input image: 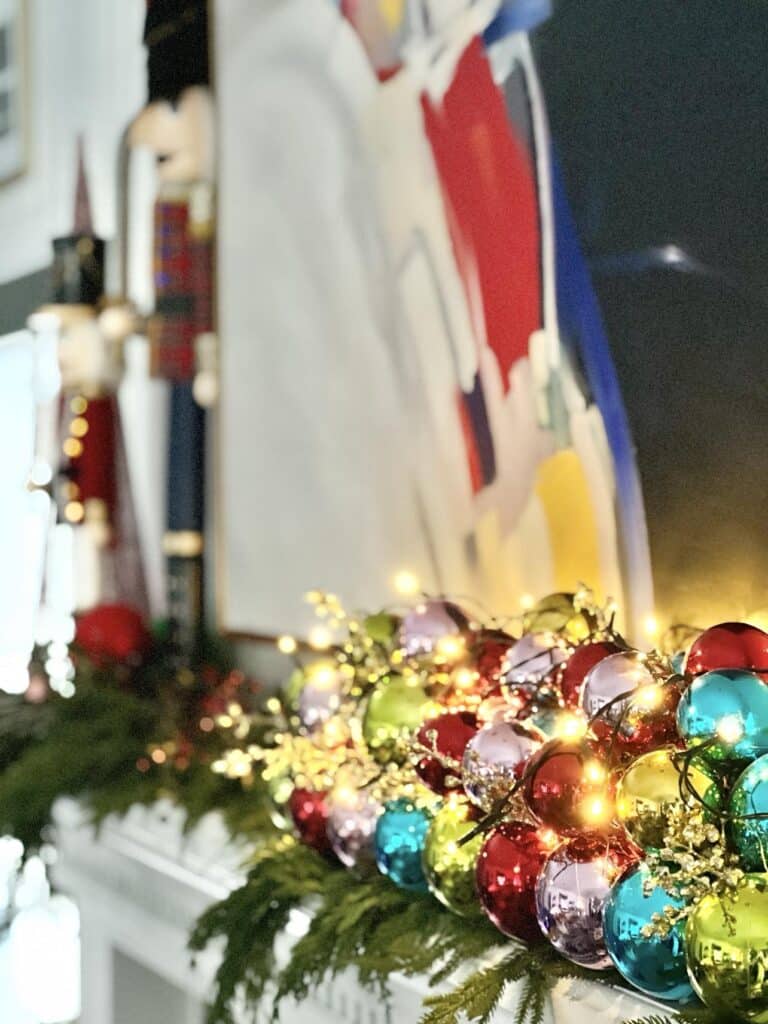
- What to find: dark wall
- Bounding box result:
[0,269,49,335]
[534,0,768,624]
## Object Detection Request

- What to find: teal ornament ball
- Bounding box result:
[729,755,768,870]
[603,863,694,1004]
[375,798,431,892]
[676,669,768,761]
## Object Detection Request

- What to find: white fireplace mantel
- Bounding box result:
[51,799,677,1024]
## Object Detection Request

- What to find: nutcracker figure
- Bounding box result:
[119,0,216,656]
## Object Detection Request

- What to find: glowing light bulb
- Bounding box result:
[717,715,744,745]
[308,664,336,689]
[583,760,606,784]
[554,713,588,740]
[309,626,332,650]
[436,635,465,661]
[393,570,420,596]
[633,684,663,711]
[520,593,535,611]
[642,614,660,640]
[583,797,609,823]
[277,635,297,655]
[453,667,476,690]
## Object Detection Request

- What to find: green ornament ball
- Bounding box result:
[685,874,768,1022]
[362,673,434,762]
[422,798,484,918]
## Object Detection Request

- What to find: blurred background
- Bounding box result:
[0,0,767,1020]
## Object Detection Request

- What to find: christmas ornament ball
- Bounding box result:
[476,821,552,942]
[685,874,768,1022]
[535,833,638,969]
[676,668,768,762]
[581,651,678,754]
[616,747,723,850]
[362,673,433,761]
[297,661,345,732]
[75,603,150,662]
[603,863,694,1003]
[462,719,544,811]
[502,633,567,686]
[729,754,768,870]
[523,739,613,835]
[398,600,468,657]
[558,640,623,709]
[375,797,432,892]
[415,711,477,794]
[579,651,653,733]
[522,591,593,641]
[289,788,331,854]
[471,628,515,687]
[326,785,382,869]
[422,798,484,917]
[685,621,768,679]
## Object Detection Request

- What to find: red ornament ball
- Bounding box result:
[558,640,623,709]
[415,711,478,794]
[288,787,331,854]
[685,622,768,679]
[75,603,150,663]
[476,821,552,942]
[523,738,615,835]
[597,683,682,759]
[471,629,515,687]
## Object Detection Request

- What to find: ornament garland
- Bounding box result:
[5,592,768,1022]
[202,590,768,1023]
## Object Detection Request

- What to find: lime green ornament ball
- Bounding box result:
[362,673,434,762]
[422,798,484,917]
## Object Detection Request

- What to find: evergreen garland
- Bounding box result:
[0,638,726,1024]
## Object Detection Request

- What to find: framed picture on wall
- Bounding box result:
[0,0,26,184]
[214,0,652,643]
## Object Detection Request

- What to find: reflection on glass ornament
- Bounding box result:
[476,821,553,942]
[558,640,623,709]
[616,747,722,850]
[297,661,345,732]
[462,719,544,811]
[685,621,768,679]
[685,873,768,1021]
[603,863,694,1003]
[523,739,613,835]
[415,711,477,794]
[375,797,432,892]
[326,784,381,869]
[502,633,567,687]
[580,651,679,755]
[535,833,638,969]
[422,798,484,917]
[580,651,654,729]
[729,754,768,870]
[362,673,433,762]
[676,668,768,762]
[398,599,468,658]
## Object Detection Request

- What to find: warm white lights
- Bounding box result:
[277,634,298,655]
[393,570,420,596]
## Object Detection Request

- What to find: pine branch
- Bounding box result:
[622,1011,723,1024]
[189,840,332,1024]
[420,953,518,1024]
